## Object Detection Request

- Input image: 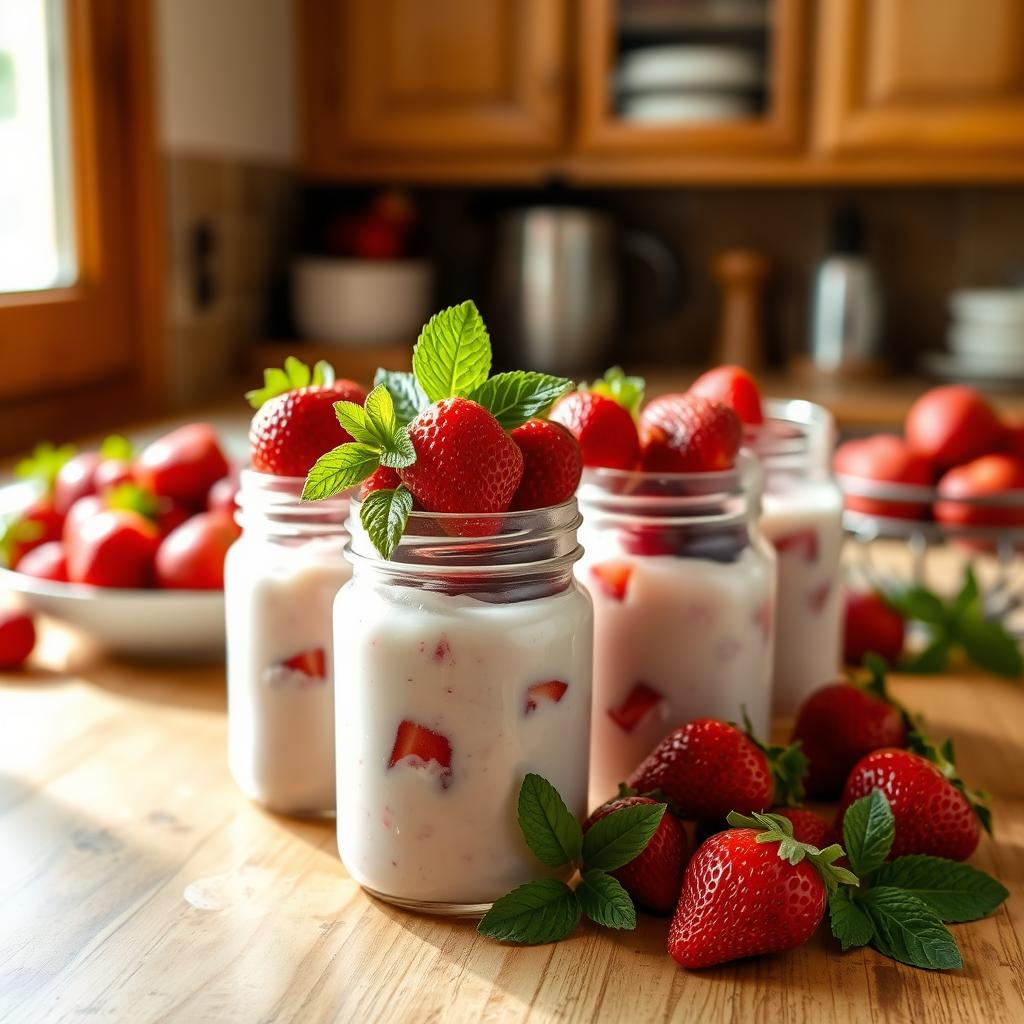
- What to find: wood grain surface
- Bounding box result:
[1,620,1023,1023]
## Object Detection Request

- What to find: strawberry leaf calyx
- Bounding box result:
[583,366,646,416]
[0,515,44,567]
[105,483,160,521]
[246,356,335,409]
[907,732,993,834]
[14,442,76,493]
[740,707,808,806]
[412,300,491,405]
[99,434,134,461]
[858,654,918,735]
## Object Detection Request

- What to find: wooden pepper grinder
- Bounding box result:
[712,249,771,372]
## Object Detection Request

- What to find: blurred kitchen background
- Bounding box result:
[3,0,1024,452]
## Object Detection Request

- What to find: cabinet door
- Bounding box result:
[302,0,566,158]
[816,0,1024,154]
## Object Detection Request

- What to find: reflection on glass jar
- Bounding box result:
[757,400,845,716]
[225,470,351,816]
[334,500,593,916]
[577,455,777,809]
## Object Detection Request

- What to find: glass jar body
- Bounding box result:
[577,463,776,809]
[225,471,351,815]
[758,400,845,716]
[334,503,593,915]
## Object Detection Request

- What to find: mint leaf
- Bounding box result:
[885,586,945,626]
[412,300,491,403]
[373,368,428,424]
[99,434,133,461]
[517,773,583,869]
[871,855,1009,923]
[903,633,951,674]
[829,888,874,951]
[477,879,581,944]
[246,356,336,408]
[334,402,376,445]
[359,485,413,560]
[363,383,398,444]
[335,386,415,472]
[950,565,980,625]
[861,887,963,970]
[378,431,416,470]
[842,789,894,878]
[957,611,1023,679]
[468,372,572,430]
[582,802,665,872]
[576,870,636,930]
[586,367,645,416]
[302,443,380,501]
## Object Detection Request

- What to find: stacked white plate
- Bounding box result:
[924,289,1024,388]
[616,45,759,124]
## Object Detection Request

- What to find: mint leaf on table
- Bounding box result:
[301,443,381,501]
[842,789,895,877]
[871,855,1009,923]
[373,368,428,424]
[576,870,636,930]
[902,634,951,674]
[517,773,583,869]
[582,801,665,872]
[468,371,572,430]
[412,300,491,404]
[860,887,963,971]
[359,485,414,561]
[478,879,581,945]
[829,888,875,951]
[950,565,980,625]
[246,355,334,408]
[586,366,645,416]
[957,611,1023,679]
[885,586,947,627]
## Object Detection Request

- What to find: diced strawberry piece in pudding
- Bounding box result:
[525,680,569,714]
[388,720,453,787]
[771,527,819,562]
[281,648,327,679]
[807,580,832,613]
[608,683,664,733]
[432,636,452,663]
[589,561,633,601]
[753,598,773,641]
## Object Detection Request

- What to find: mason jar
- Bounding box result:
[225,469,351,815]
[757,399,844,717]
[577,454,777,808]
[334,500,593,916]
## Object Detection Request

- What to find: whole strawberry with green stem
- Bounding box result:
[1,443,74,569]
[669,810,857,969]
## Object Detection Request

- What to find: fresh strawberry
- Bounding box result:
[136,424,230,506]
[359,465,402,500]
[627,718,806,821]
[509,420,583,511]
[14,541,68,582]
[608,683,665,733]
[588,561,632,601]
[668,812,854,969]
[549,392,640,470]
[0,609,37,669]
[53,452,101,515]
[905,385,1006,468]
[689,366,764,426]
[524,679,568,714]
[65,509,160,588]
[388,720,453,788]
[584,796,689,914]
[792,661,909,799]
[838,736,989,861]
[62,495,105,550]
[771,807,835,848]
[399,398,523,517]
[1,497,64,569]
[282,648,327,679]
[639,394,742,472]
[934,453,1024,529]
[206,474,240,514]
[155,511,241,590]
[94,458,134,494]
[844,590,905,665]
[833,434,935,520]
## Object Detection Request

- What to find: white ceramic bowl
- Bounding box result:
[616,45,761,93]
[948,321,1024,358]
[950,288,1024,326]
[620,92,753,124]
[291,257,434,346]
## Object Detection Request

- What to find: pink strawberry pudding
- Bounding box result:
[577,456,777,808]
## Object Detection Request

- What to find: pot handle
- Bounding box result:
[623,230,683,319]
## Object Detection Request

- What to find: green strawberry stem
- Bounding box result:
[907,731,993,834]
[14,442,76,493]
[727,810,860,896]
[859,654,918,733]
[741,707,808,806]
[246,356,335,409]
[584,366,646,417]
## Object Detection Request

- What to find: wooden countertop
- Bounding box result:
[2,617,1023,1023]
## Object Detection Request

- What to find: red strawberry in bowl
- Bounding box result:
[136,424,230,507]
[639,394,742,472]
[155,510,242,590]
[833,434,935,520]
[549,392,640,470]
[65,508,160,588]
[248,359,368,478]
[509,419,583,511]
[14,541,69,582]
[584,795,689,915]
[689,365,764,426]
[934,453,1024,529]
[905,385,1006,469]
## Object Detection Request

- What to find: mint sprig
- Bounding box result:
[828,789,1008,970]
[412,300,491,404]
[359,485,414,560]
[246,355,335,409]
[468,371,572,430]
[373,368,428,424]
[478,773,667,945]
[584,366,646,416]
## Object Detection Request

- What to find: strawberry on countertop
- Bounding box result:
[771,806,836,849]
[0,609,37,670]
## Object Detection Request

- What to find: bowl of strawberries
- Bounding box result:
[0,425,241,659]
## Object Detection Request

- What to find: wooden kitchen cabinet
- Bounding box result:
[299,0,567,174]
[815,0,1024,156]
